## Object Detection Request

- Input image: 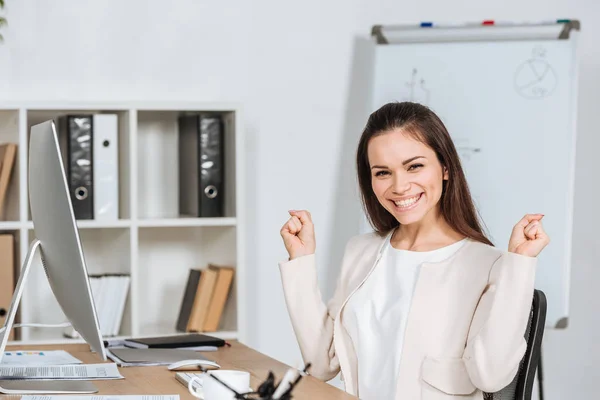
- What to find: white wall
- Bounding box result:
[0,1,598,398]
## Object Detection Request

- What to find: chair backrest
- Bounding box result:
[484,289,547,400]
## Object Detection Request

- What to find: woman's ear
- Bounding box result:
[443,166,449,180]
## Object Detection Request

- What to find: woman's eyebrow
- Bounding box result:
[371,156,426,169]
[402,156,425,165]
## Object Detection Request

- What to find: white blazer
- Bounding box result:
[278,231,537,399]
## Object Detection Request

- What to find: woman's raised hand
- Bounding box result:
[508,214,550,257]
[280,210,317,260]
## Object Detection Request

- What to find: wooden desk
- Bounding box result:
[4,341,355,399]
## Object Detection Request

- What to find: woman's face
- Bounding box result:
[368,129,448,227]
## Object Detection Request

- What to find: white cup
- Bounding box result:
[188,370,251,400]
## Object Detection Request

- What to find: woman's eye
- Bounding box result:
[374,170,389,177]
[408,163,423,171]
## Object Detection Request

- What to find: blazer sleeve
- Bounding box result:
[278,244,352,382]
[462,251,538,392]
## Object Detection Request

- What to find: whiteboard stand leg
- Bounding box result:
[538,349,544,400]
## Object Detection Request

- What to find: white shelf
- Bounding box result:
[0,103,246,346]
[23,220,133,229]
[5,218,238,230]
[193,330,238,341]
[137,217,237,228]
[0,101,242,112]
[0,221,21,230]
[78,220,133,229]
[9,330,239,346]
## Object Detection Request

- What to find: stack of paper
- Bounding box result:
[65,274,130,338]
[0,363,123,380]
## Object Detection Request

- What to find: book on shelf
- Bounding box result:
[64,273,130,338]
[176,269,201,332]
[0,143,17,220]
[204,265,235,332]
[177,264,235,333]
[0,233,16,340]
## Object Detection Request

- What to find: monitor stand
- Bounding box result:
[0,239,99,394]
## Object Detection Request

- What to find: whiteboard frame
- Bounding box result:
[372,20,580,44]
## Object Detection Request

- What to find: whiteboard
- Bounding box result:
[365,22,580,329]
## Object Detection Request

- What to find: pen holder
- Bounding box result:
[199,363,312,400]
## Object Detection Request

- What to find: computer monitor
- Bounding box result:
[0,120,106,393]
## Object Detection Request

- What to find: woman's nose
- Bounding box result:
[391,174,411,194]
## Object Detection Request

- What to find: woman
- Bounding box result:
[278,102,549,400]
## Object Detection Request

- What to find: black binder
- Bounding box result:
[58,115,94,220]
[178,114,224,218]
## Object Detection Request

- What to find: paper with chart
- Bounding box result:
[1,350,82,365]
[21,396,179,400]
[0,363,123,380]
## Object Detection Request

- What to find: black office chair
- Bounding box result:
[484,289,547,400]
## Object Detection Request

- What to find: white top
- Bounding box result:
[342,236,467,400]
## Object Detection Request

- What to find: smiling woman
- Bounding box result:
[278,102,550,400]
[356,102,492,248]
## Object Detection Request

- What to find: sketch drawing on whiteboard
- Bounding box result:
[453,138,482,162]
[404,68,431,104]
[514,45,558,99]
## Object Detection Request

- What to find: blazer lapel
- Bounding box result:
[337,229,392,321]
[334,230,393,395]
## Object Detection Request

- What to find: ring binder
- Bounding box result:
[178,114,225,218]
[58,115,94,220]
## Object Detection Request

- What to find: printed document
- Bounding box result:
[21,396,179,400]
[2,350,82,365]
[0,363,123,380]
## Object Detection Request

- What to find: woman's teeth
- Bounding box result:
[394,194,421,208]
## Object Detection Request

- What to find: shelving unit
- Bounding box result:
[0,102,245,345]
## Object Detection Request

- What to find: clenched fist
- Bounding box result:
[508,214,550,257]
[280,210,316,260]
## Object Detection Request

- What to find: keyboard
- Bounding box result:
[175,372,204,393]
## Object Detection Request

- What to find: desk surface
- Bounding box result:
[4,341,355,400]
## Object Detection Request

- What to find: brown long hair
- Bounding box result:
[356,102,493,246]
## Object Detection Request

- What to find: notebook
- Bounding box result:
[123,333,226,349]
